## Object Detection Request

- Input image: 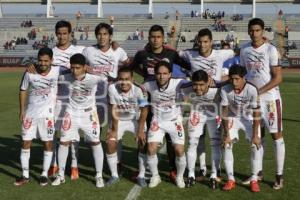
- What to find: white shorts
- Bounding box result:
[228,117,261,142]
[260,97,283,133]
[109,120,138,141]
[22,116,55,141]
[147,116,185,145]
[188,111,221,139]
[60,108,100,143]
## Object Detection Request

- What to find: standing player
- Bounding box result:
[15,48,63,186]
[220,65,261,192]
[143,61,187,188]
[181,70,221,189]
[180,28,235,181]
[51,54,106,188]
[131,25,188,182]
[82,22,130,174]
[48,20,85,180]
[106,67,149,187]
[240,18,285,189]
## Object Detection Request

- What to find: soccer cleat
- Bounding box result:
[39,176,48,186]
[216,169,222,183]
[70,167,79,180]
[137,177,147,187]
[176,177,185,188]
[169,170,177,183]
[185,177,195,188]
[51,175,65,186]
[242,171,263,185]
[222,180,236,191]
[14,176,30,186]
[95,177,105,188]
[149,175,161,188]
[195,169,206,182]
[250,180,260,192]
[48,166,59,178]
[209,178,218,190]
[273,175,283,190]
[106,176,120,186]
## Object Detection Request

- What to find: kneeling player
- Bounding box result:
[143,61,187,188]
[106,67,148,187]
[51,54,105,188]
[182,70,222,189]
[221,65,261,192]
[15,48,61,186]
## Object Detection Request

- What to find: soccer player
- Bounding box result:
[82,22,130,175]
[181,70,221,189]
[48,20,85,180]
[143,60,187,188]
[131,25,188,182]
[106,67,149,187]
[220,65,261,192]
[51,53,105,188]
[15,48,63,186]
[240,18,285,189]
[180,28,235,181]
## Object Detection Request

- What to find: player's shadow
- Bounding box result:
[0,135,52,182]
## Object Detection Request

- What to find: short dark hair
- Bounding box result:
[197,28,212,41]
[154,60,172,74]
[38,47,53,59]
[192,70,209,82]
[118,67,133,76]
[55,20,72,33]
[95,23,113,36]
[149,25,164,36]
[248,18,265,30]
[70,53,86,66]
[229,64,247,77]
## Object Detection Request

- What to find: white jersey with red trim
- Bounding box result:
[180,49,234,82]
[240,42,281,99]
[143,78,186,120]
[20,67,61,118]
[59,73,104,112]
[182,84,219,117]
[82,45,128,79]
[220,82,260,119]
[108,82,148,121]
[52,45,85,69]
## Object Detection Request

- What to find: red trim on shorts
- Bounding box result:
[276,99,282,132]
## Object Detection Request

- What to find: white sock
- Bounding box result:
[91,143,104,178]
[259,137,265,172]
[70,142,79,168]
[20,148,30,178]
[176,154,186,179]
[274,138,285,175]
[224,144,234,181]
[42,151,53,177]
[187,139,198,178]
[138,152,146,178]
[106,152,118,178]
[50,135,58,167]
[197,135,206,171]
[251,144,261,181]
[147,154,159,177]
[58,144,69,178]
[210,139,221,179]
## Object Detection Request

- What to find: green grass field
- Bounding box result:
[0,71,299,200]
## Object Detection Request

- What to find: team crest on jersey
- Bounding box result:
[92,121,98,129]
[150,121,159,132]
[62,112,71,131]
[190,112,200,126]
[47,119,53,129]
[23,118,32,130]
